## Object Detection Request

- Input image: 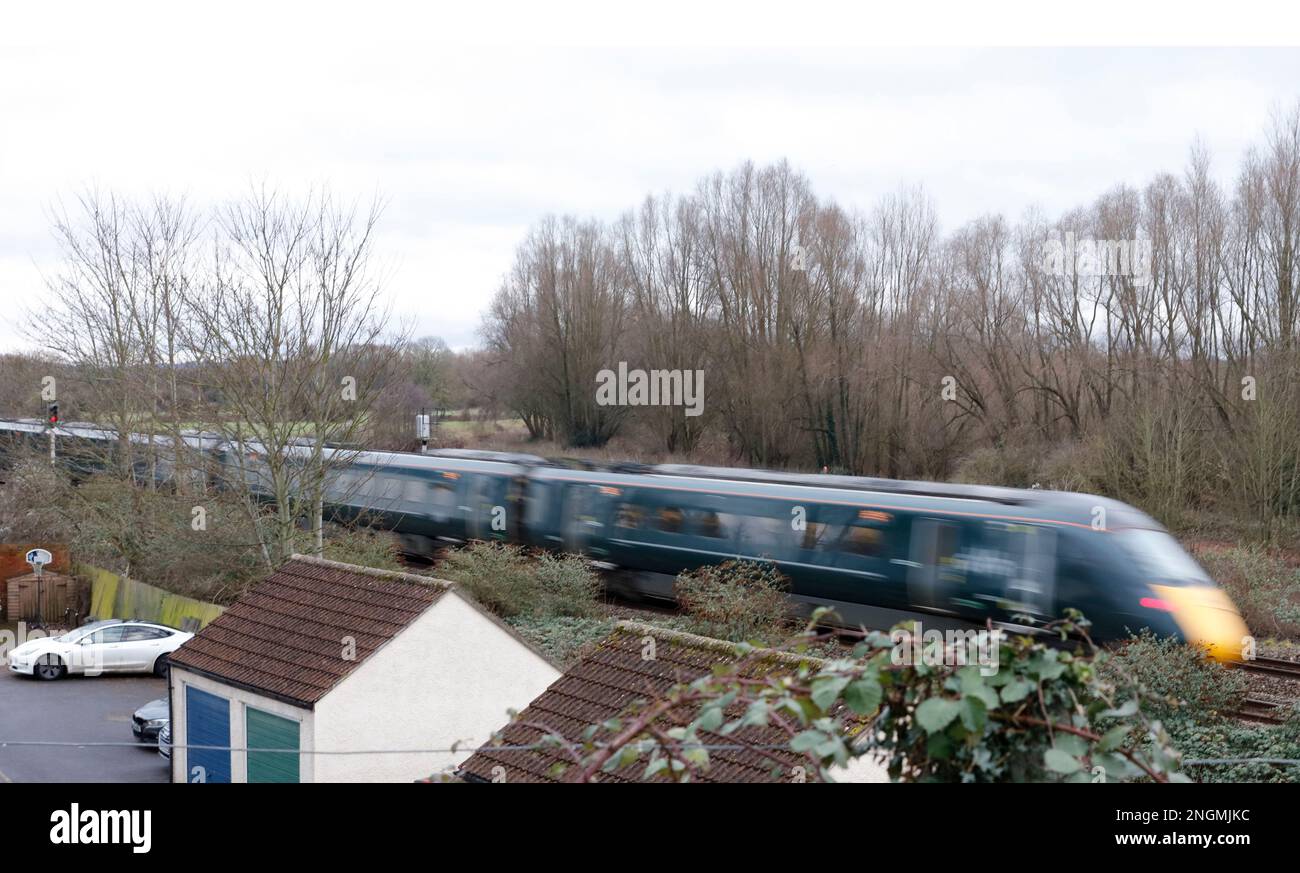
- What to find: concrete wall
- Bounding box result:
[169,667,315,783]
[312,591,561,782]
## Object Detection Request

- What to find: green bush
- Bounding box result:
[320,524,405,573]
[506,615,618,668]
[1167,717,1300,783]
[437,541,601,619]
[1104,632,1300,783]
[673,560,791,644]
[1105,632,1249,719]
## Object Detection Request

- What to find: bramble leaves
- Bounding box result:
[552,613,1186,783]
[916,697,962,733]
[1044,748,1081,775]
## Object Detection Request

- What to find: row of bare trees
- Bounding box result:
[483,105,1300,529]
[14,187,412,567]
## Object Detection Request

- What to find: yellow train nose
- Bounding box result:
[1148,584,1251,662]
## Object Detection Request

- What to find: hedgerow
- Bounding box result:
[436,541,601,619]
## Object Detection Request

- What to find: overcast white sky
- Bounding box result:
[2,4,1299,352]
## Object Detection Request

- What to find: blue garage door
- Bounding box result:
[185,686,231,783]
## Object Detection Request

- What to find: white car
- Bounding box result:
[7,619,194,680]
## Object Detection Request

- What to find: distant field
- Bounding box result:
[436,417,523,433]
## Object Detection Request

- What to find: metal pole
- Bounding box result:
[33,565,43,630]
[49,428,55,465]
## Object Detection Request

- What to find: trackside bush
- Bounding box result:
[437,541,601,618]
[1105,632,1300,783]
[506,615,618,668]
[1104,632,1249,718]
[673,560,791,644]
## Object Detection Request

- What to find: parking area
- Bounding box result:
[0,666,170,783]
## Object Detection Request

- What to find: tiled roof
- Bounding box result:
[168,555,449,707]
[458,622,840,783]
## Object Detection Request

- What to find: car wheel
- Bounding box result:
[153,654,170,678]
[34,655,66,681]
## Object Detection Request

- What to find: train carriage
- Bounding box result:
[0,419,1249,659]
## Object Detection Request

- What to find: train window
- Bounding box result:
[840,524,885,558]
[697,510,725,538]
[375,476,403,505]
[656,506,685,534]
[800,521,832,550]
[327,471,357,501]
[428,477,458,522]
[742,515,793,552]
[1004,525,1057,616]
[615,504,643,529]
[937,525,960,570]
[907,519,963,609]
[1116,529,1210,584]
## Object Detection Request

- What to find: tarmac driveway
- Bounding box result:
[0,665,170,783]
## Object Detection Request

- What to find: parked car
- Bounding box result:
[132,697,170,744]
[7,619,194,680]
[158,722,172,761]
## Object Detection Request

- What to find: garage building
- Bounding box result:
[167,555,560,783]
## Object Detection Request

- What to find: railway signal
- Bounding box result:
[46,403,58,464]
[416,410,431,454]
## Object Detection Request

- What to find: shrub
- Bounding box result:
[320,524,404,573]
[673,560,791,644]
[437,541,601,619]
[1037,438,1105,493]
[1103,632,1300,783]
[1166,717,1300,783]
[952,441,1044,489]
[1105,632,1249,719]
[25,470,266,604]
[506,615,618,668]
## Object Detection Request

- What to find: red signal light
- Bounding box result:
[1139,596,1174,611]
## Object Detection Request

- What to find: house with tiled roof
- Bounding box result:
[167,556,561,783]
[457,621,887,783]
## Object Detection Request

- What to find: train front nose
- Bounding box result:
[1146,584,1251,662]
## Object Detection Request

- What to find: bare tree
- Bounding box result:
[187,186,405,565]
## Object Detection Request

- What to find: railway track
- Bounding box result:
[1236,695,1288,724]
[1228,656,1300,723]
[1234,655,1300,680]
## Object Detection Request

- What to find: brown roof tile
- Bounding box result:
[168,556,449,706]
[458,622,835,783]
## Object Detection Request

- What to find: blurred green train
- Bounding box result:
[0,420,1249,659]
